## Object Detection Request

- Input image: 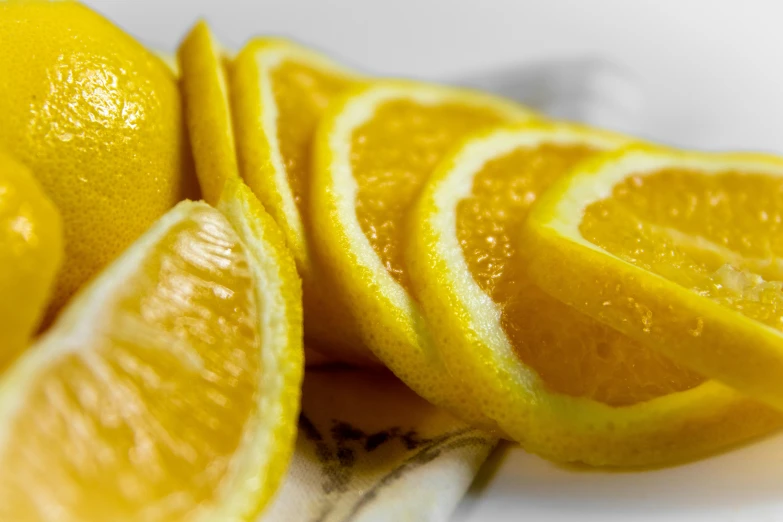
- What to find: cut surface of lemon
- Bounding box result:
[0,178,303,521]
[527,145,783,413]
[408,123,782,465]
[230,38,374,363]
[0,152,62,368]
[311,80,536,426]
[0,1,195,315]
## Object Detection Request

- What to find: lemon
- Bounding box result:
[311,80,535,426]
[527,145,783,413]
[408,122,782,465]
[178,21,238,206]
[0,1,195,317]
[229,37,374,363]
[0,151,62,367]
[0,177,303,521]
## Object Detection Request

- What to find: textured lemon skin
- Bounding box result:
[178,20,237,206]
[311,80,536,428]
[527,145,783,414]
[0,152,62,367]
[0,1,195,316]
[229,38,377,365]
[408,126,783,466]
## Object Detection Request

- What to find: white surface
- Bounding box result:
[88,0,783,153]
[454,433,783,522]
[82,1,783,520]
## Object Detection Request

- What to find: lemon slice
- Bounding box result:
[229,38,375,363]
[0,152,62,367]
[0,177,303,521]
[311,80,535,426]
[527,145,783,414]
[178,21,239,205]
[408,123,781,465]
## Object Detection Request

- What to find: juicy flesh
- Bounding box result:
[0,206,261,521]
[457,145,703,406]
[272,60,351,216]
[354,99,507,291]
[582,169,783,332]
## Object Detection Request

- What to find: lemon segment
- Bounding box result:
[408,123,782,465]
[0,192,302,521]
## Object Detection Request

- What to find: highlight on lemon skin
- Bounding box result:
[0,185,303,521]
[310,79,537,427]
[0,1,196,320]
[229,36,376,364]
[526,145,783,416]
[0,152,62,369]
[406,122,783,466]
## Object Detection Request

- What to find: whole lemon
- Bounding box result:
[0,1,195,317]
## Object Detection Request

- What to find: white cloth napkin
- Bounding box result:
[261,367,496,522]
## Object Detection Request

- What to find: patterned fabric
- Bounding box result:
[261,368,496,522]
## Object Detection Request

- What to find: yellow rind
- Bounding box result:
[178,21,239,205]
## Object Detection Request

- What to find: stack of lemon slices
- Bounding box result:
[3,2,783,520]
[178,20,783,469]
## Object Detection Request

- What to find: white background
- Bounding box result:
[83,1,783,520]
[87,0,783,153]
